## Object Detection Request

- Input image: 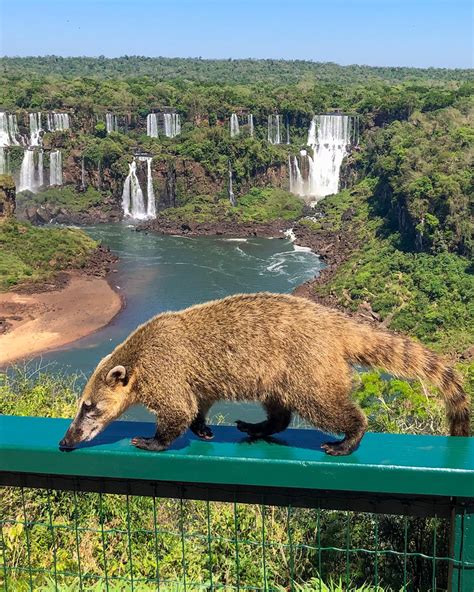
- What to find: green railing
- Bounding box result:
[0,415,473,591]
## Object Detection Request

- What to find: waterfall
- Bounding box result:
[163,113,181,138]
[146,113,159,138]
[145,157,156,218]
[37,150,44,187]
[286,119,290,144]
[267,114,282,144]
[0,113,9,147]
[230,114,240,137]
[0,112,21,147]
[19,149,36,192]
[0,148,5,174]
[106,113,118,133]
[288,153,306,197]
[47,113,70,131]
[49,150,63,186]
[228,162,236,206]
[29,113,42,146]
[248,114,254,136]
[122,159,146,219]
[306,114,352,198]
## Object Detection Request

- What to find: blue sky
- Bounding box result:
[1,0,472,68]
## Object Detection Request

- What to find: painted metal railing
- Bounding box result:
[0,415,473,591]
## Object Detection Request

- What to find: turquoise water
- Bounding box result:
[37,224,324,422]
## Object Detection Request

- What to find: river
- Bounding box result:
[38,224,324,422]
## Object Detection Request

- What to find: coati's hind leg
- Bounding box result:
[320,402,368,456]
[190,402,214,440]
[236,400,292,438]
[291,378,368,456]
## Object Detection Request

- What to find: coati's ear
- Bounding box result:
[106,365,128,386]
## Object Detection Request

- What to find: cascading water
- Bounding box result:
[0,148,5,174]
[248,114,254,136]
[47,113,70,131]
[288,114,354,202]
[19,149,36,192]
[288,152,306,197]
[163,113,181,138]
[146,113,159,138]
[122,159,147,220]
[49,150,63,186]
[228,161,236,206]
[230,114,240,137]
[29,113,42,146]
[267,114,282,144]
[37,150,44,187]
[106,113,118,133]
[145,157,156,218]
[306,114,352,198]
[0,113,20,146]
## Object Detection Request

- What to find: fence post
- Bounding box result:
[450,503,474,591]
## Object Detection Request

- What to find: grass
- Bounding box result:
[16,186,108,214]
[0,219,97,290]
[159,188,304,225]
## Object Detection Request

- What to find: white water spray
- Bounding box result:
[19,149,37,192]
[267,114,282,144]
[145,157,156,218]
[163,113,181,138]
[47,113,70,131]
[248,114,254,136]
[146,113,159,137]
[0,113,20,147]
[29,113,42,146]
[289,115,354,201]
[106,113,118,133]
[122,159,147,219]
[230,114,240,137]
[49,150,63,186]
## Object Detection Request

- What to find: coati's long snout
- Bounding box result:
[59,293,470,456]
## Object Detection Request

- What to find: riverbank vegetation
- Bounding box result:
[0,220,97,290]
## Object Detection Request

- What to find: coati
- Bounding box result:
[59,293,470,455]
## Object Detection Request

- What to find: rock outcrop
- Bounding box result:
[0,175,16,219]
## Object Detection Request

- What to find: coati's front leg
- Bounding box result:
[132,393,197,452]
[236,401,292,438]
[190,413,214,440]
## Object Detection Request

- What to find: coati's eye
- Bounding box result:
[82,401,93,413]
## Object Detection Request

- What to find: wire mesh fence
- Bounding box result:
[1,485,471,592]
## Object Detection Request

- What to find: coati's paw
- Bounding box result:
[235,420,255,435]
[131,437,167,452]
[321,441,352,456]
[235,420,266,438]
[194,425,214,440]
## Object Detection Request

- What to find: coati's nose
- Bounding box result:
[59,426,82,450]
[59,437,75,450]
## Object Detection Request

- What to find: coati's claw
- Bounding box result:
[190,419,214,440]
[321,441,352,456]
[195,426,214,440]
[131,437,167,451]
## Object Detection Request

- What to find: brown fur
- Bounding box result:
[60,293,471,455]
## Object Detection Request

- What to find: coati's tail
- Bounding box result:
[344,323,470,436]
